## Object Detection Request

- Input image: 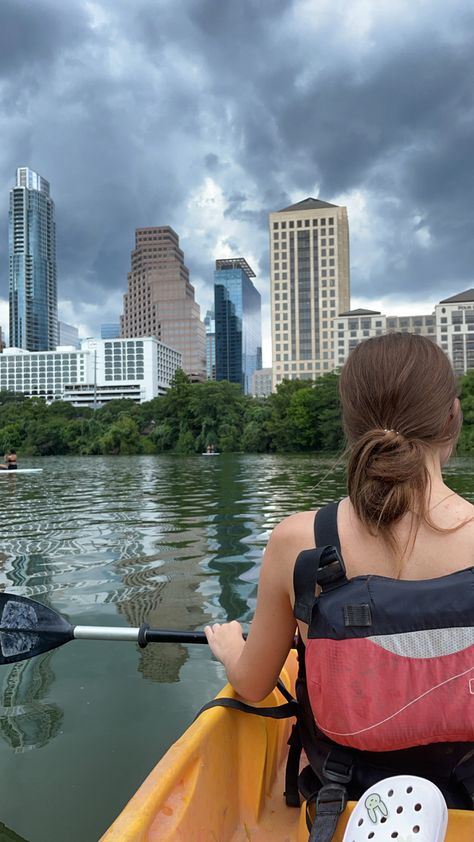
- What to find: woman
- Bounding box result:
[0,451,17,470]
[205,333,474,816]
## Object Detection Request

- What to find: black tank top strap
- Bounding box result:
[294,502,346,623]
[313,501,342,556]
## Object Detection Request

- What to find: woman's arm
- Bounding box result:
[205,512,312,702]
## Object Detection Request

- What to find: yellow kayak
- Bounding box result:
[101,650,474,841]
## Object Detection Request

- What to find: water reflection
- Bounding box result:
[0,653,62,752]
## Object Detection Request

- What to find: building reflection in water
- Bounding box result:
[0,652,62,753]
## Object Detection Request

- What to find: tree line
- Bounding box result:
[1,367,474,456]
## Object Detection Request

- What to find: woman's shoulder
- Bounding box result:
[269,510,318,556]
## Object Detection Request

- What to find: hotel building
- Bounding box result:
[435,289,474,376]
[0,337,181,406]
[269,198,350,388]
[334,289,474,377]
[9,167,58,351]
[120,227,206,381]
[334,310,437,368]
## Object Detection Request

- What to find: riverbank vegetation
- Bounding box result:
[1,367,474,456]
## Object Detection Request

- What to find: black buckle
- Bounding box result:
[315,783,348,816]
[316,546,346,588]
[322,751,354,784]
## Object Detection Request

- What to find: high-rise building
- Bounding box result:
[214,258,262,394]
[269,197,350,387]
[120,226,206,381]
[204,309,216,380]
[58,320,79,348]
[100,323,120,340]
[9,167,58,351]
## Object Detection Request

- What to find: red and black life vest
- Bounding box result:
[290,501,474,818]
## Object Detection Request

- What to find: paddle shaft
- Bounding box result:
[73,625,210,645]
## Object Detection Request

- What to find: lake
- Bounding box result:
[0,453,473,841]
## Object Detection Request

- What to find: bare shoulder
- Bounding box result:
[269,510,317,556]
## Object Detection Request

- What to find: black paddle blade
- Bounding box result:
[0,592,74,665]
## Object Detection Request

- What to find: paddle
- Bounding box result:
[0,592,215,666]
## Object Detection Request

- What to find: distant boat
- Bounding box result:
[0,468,43,475]
[201,452,220,456]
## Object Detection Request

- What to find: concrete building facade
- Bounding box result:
[252,367,273,397]
[0,337,181,405]
[334,309,437,368]
[120,226,206,381]
[269,197,350,388]
[9,167,58,351]
[435,289,474,377]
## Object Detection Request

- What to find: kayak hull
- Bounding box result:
[101,651,474,841]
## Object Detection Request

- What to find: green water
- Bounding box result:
[0,454,473,842]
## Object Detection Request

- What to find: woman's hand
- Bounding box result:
[204,620,245,670]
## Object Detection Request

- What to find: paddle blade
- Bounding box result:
[0,592,74,665]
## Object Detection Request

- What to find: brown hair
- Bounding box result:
[339,333,461,546]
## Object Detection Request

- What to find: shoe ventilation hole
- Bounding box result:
[396,806,403,813]
[380,817,387,823]
[387,789,394,796]
[406,786,413,793]
[391,834,398,839]
[368,834,374,840]
[413,826,420,834]
[358,818,363,826]
[414,803,422,811]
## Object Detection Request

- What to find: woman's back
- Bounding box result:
[337,491,474,582]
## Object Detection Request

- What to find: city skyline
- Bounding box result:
[0,1,473,367]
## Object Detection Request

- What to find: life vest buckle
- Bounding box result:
[315,782,348,815]
[316,546,347,590]
[322,750,354,784]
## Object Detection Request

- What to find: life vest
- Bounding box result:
[198,501,474,842]
[290,501,474,820]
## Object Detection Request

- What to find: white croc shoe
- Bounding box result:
[341,775,448,842]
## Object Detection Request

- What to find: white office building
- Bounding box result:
[435,289,474,376]
[334,309,437,369]
[333,291,474,376]
[0,337,182,405]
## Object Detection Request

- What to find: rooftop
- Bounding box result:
[439,288,474,304]
[215,258,256,278]
[338,308,382,316]
[278,197,338,212]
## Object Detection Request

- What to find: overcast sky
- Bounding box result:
[1,0,473,365]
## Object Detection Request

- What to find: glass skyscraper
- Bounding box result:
[9,167,58,351]
[214,258,262,394]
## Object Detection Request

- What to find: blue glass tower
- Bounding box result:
[9,167,58,350]
[214,259,262,394]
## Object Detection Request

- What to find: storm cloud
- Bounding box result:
[1,0,473,356]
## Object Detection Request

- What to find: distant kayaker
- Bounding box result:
[206,333,474,810]
[0,451,17,470]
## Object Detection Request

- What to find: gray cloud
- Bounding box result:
[1,0,474,342]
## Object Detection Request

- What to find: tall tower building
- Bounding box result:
[120,226,206,381]
[214,258,262,394]
[9,167,58,351]
[269,198,349,388]
[204,309,216,380]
